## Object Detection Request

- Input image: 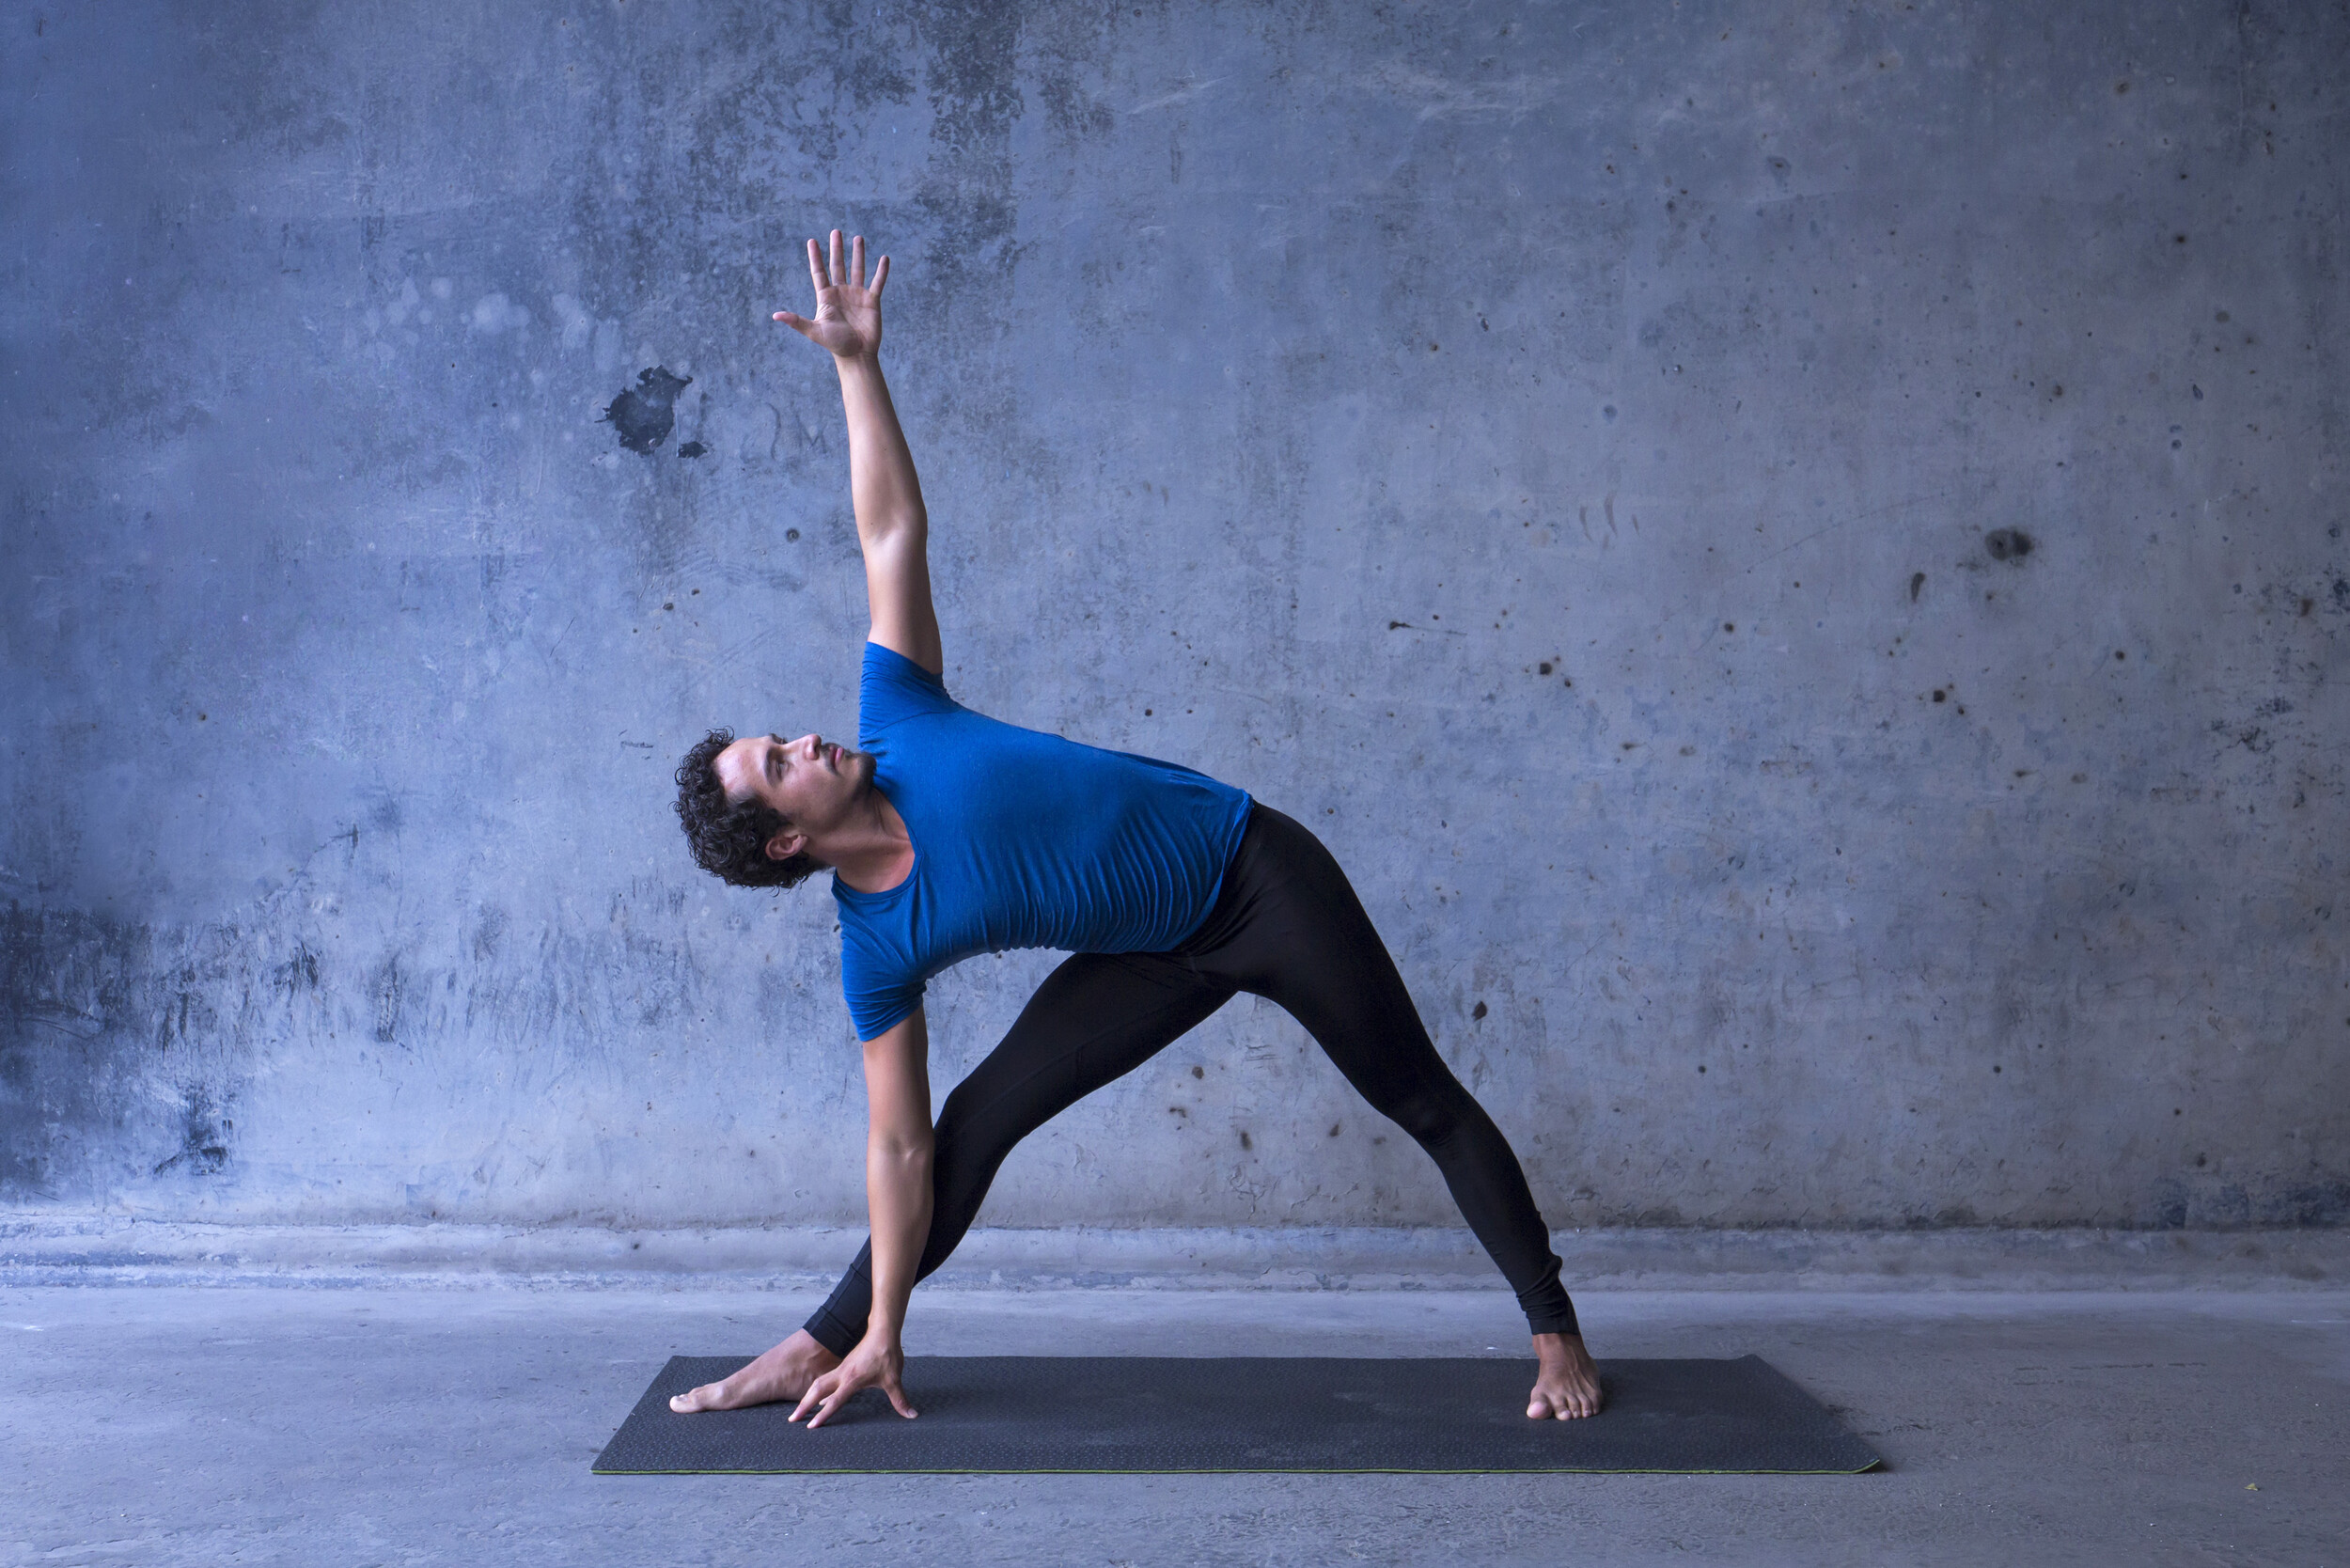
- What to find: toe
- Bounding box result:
[672,1381,724,1413]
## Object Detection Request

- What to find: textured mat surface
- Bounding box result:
[593,1354,1880,1474]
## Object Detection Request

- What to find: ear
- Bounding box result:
[763,826,807,863]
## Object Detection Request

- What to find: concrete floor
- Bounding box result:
[4,1284,2344,1567]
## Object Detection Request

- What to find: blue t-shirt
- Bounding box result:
[832,643,1253,1040]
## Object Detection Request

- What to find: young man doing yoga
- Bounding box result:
[670,232,1603,1428]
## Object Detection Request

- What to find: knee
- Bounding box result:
[1376,1081,1474,1146]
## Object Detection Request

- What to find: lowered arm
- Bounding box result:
[856,1007,935,1352]
[790,1004,933,1429]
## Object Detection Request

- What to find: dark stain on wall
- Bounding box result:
[0,906,259,1200]
[150,1084,230,1177]
[3,886,713,1205]
[276,940,321,998]
[1984,528,2034,561]
[2,906,131,1195]
[371,952,408,1046]
[601,368,692,455]
[2150,1171,2350,1230]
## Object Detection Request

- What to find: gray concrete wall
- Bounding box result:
[4,0,2345,1239]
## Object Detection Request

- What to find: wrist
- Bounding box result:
[834,349,883,373]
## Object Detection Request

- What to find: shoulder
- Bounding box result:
[860,640,958,725]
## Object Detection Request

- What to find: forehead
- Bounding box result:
[712,735,773,798]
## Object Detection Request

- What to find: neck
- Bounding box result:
[814,787,915,893]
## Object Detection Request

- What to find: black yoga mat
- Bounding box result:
[593,1355,1880,1474]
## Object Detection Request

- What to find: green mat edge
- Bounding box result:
[594,1463,1883,1475]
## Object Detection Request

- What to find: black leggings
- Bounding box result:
[802,803,1576,1354]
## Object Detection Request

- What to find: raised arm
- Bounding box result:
[775,231,943,675]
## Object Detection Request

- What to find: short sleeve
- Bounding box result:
[859,641,957,747]
[838,932,926,1042]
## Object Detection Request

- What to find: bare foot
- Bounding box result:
[670,1329,841,1414]
[1528,1331,1603,1419]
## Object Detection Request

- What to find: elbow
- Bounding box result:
[870,1128,935,1167]
[865,511,927,547]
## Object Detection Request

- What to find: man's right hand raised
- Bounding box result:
[775,228,941,673]
[775,229,887,361]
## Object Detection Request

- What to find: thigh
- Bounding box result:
[937,950,1238,1143]
[1196,808,1459,1112]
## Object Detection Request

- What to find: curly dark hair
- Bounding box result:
[673,728,821,888]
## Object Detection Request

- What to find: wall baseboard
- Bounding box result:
[4,1215,2345,1291]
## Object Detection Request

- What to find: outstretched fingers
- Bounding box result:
[789,1367,836,1425]
[784,1355,918,1429]
[773,230,885,348]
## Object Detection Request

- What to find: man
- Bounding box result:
[669,232,1602,1428]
